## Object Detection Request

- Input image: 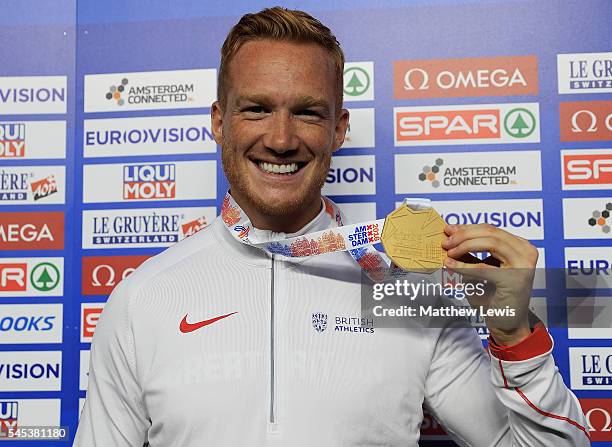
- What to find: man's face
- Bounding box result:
[212,39,349,218]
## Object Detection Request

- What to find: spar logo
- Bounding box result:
[0,212,64,250]
[580,399,612,442]
[348,223,380,248]
[123,163,176,200]
[570,347,612,390]
[82,255,150,295]
[587,202,612,234]
[565,247,612,289]
[0,258,63,297]
[394,103,539,146]
[562,149,612,190]
[394,55,538,99]
[343,62,374,101]
[560,101,612,142]
[0,351,62,392]
[557,52,612,94]
[0,401,17,437]
[105,78,128,105]
[0,76,67,114]
[0,123,25,158]
[81,303,105,343]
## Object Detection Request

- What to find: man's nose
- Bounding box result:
[262,111,299,153]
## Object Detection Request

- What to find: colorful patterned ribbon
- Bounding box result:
[220,192,433,282]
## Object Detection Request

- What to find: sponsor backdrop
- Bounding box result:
[0,0,610,445]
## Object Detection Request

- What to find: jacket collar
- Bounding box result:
[212,195,338,267]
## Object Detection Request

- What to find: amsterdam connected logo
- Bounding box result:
[504,107,536,138]
[105,78,129,106]
[30,262,61,292]
[588,202,612,234]
[343,67,370,97]
[419,158,444,188]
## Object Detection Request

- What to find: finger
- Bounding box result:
[444,256,501,283]
[443,224,529,250]
[445,238,519,265]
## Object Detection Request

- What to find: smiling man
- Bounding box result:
[74,7,589,447]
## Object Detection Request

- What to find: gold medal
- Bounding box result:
[381,203,446,273]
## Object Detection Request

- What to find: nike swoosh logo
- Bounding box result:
[179,312,237,333]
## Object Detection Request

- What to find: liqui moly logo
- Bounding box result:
[0,124,25,158]
[0,121,65,159]
[0,401,17,437]
[123,163,176,200]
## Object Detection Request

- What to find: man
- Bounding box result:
[74,7,589,446]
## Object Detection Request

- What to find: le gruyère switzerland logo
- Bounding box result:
[312,312,328,332]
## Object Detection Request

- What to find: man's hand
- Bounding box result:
[441,223,538,346]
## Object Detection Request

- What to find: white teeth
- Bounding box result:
[258,162,299,174]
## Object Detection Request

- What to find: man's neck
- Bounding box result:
[230,193,323,234]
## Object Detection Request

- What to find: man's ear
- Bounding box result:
[211,100,224,145]
[332,108,350,153]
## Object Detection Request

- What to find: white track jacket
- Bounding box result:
[74,201,590,446]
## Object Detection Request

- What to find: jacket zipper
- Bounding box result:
[268,254,278,433]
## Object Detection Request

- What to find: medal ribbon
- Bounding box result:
[220,192,433,282]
